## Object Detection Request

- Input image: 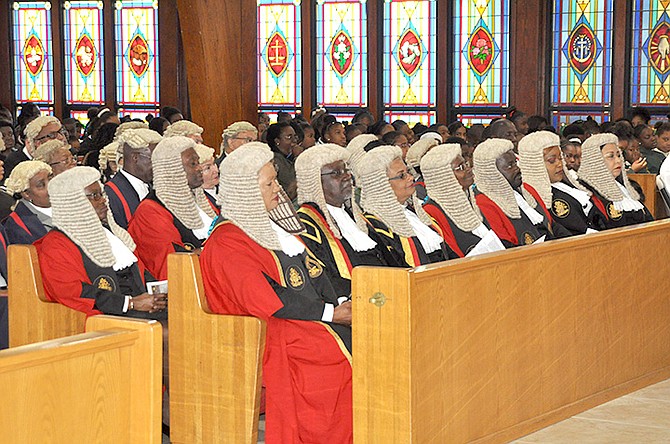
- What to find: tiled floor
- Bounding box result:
[512,378,670,443]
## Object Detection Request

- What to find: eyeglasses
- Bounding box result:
[453,162,468,172]
[35,127,68,143]
[282,134,297,141]
[388,169,412,181]
[232,136,255,143]
[321,168,351,178]
[85,190,106,201]
[49,155,76,167]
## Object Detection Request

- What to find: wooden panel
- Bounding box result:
[159,0,188,114]
[0,315,162,443]
[628,173,667,220]
[8,244,86,347]
[175,0,258,150]
[353,220,670,443]
[168,253,266,444]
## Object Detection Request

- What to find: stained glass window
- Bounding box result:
[12,2,54,104]
[63,1,105,104]
[258,0,301,109]
[383,0,436,113]
[117,107,154,121]
[456,113,502,127]
[70,109,91,126]
[315,0,367,109]
[631,1,670,106]
[384,110,435,126]
[453,0,510,108]
[551,0,613,108]
[551,110,609,129]
[114,0,159,108]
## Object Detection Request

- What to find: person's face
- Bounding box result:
[394,134,410,159]
[621,138,641,164]
[181,147,204,189]
[325,123,347,147]
[454,126,467,140]
[461,143,474,167]
[258,161,281,211]
[22,169,51,208]
[399,123,415,144]
[200,158,219,189]
[543,146,564,183]
[320,160,352,208]
[84,182,108,223]
[631,115,646,127]
[436,125,450,141]
[386,157,415,204]
[562,144,582,171]
[189,134,204,144]
[514,116,529,135]
[258,113,270,134]
[34,122,67,148]
[379,124,395,138]
[497,120,518,145]
[656,130,670,153]
[496,150,522,189]
[301,127,316,149]
[227,130,258,154]
[133,142,157,183]
[0,127,15,150]
[275,125,298,154]
[601,143,623,179]
[638,126,656,150]
[451,154,474,190]
[48,147,76,176]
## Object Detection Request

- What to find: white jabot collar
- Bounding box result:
[613,181,645,212]
[270,220,305,257]
[513,190,545,225]
[119,168,150,201]
[103,227,138,271]
[326,204,377,252]
[471,223,490,239]
[403,207,443,254]
[192,206,214,240]
[552,181,593,216]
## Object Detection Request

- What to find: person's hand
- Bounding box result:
[131,293,167,313]
[332,300,352,326]
[631,157,647,172]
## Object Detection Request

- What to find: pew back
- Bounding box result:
[628,173,667,219]
[353,220,670,443]
[0,315,162,443]
[8,244,86,347]
[168,253,266,444]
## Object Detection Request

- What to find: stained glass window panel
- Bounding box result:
[453,0,510,107]
[383,0,436,109]
[631,1,670,106]
[63,1,105,104]
[456,113,503,127]
[12,2,54,104]
[258,0,301,108]
[551,0,613,107]
[384,110,436,126]
[315,0,367,108]
[114,0,159,106]
[70,109,91,126]
[551,110,609,129]
[118,107,157,121]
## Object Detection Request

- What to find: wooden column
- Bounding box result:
[175,0,258,150]
[509,0,549,116]
[610,0,630,120]
[159,0,188,115]
[366,0,380,119]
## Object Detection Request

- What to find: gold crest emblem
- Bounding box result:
[94,275,115,292]
[305,255,323,278]
[607,203,622,220]
[183,243,195,251]
[552,199,570,218]
[286,266,305,290]
[523,232,535,245]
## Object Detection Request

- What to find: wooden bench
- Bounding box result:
[0,315,162,442]
[628,173,667,219]
[8,244,86,347]
[352,219,670,443]
[167,253,266,444]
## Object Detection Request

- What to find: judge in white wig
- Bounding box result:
[163,119,204,143]
[295,144,388,296]
[358,144,448,267]
[200,142,354,444]
[577,133,652,228]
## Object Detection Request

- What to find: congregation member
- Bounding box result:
[473,138,554,247]
[0,121,15,157]
[381,131,411,158]
[484,118,519,149]
[295,144,387,296]
[35,166,166,318]
[6,116,66,176]
[216,121,258,166]
[634,123,659,172]
[319,115,347,147]
[392,119,416,144]
[577,133,653,228]
[33,139,76,176]
[421,144,500,257]
[129,136,215,280]
[163,119,204,143]
[560,138,582,172]
[193,143,220,214]
[358,145,450,266]
[3,161,53,245]
[201,142,352,443]
[105,128,162,229]
[266,122,299,200]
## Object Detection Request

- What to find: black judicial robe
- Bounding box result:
[522,183,572,240]
[297,203,387,297]
[3,200,50,245]
[474,190,544,248]
[0,228,8,350]
[104,171,143,229]
[550,184,607,235]
[579,181,654,229]
[423,198,488,257]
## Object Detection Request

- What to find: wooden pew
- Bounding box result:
[352,220,670,443]
[8,244,86,347]
[0,315,162,443]
[628,173,667,219]
[168,253,266,444]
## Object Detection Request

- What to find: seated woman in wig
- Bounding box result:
[200,143,353,444]
[577,133,653,229]
[357,145,451,266]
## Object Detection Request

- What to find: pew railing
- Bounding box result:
[8,244,86,347]
[352,219,670,443]
[168,253,266,444]
[0,315,162,442]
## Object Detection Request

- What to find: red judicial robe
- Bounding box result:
[200,220,352,444]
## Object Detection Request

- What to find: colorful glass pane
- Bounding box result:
[383,0,436,109]
[15,104,53,118]
[118,107,158,121]
[453,0,510,107]
[384,110,436,126]
[456,113,503,127]
[315,0,367,107]
[551,110,609,129]
[114,0,159,106]
[63,1,105,104]
[12,2,54,104]
[631,0,670,105]
[258,0,301,108]
[551,0,613,106]
[70,109,91,126]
